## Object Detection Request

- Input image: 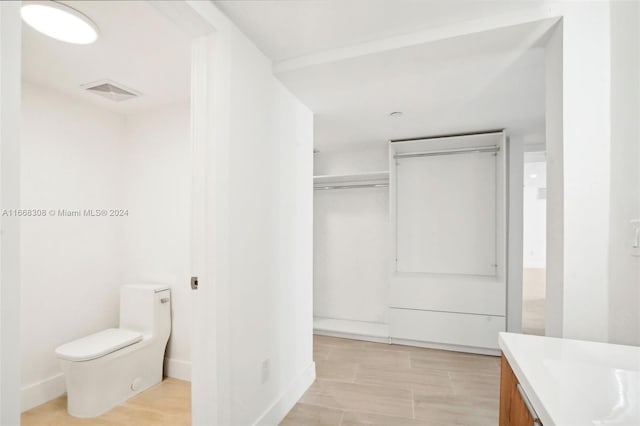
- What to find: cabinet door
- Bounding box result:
[499,356,516,426]
[500,355,541,426]
[510,384,538,425]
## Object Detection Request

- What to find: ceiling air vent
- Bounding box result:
[82,79,141,102]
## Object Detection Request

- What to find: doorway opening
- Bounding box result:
[19,1,195,423]
[521,151,547,336]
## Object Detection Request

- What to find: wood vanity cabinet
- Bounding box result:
[500,354,542,426]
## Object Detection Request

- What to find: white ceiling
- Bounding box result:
[276,22,547,150]
[214,0,540,62]
[216,1,548,151]
[22,1,192,115]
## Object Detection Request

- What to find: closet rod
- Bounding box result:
[314,183,389,191]
[394,145,499,159]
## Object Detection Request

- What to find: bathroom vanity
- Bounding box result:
[499,332,640,426]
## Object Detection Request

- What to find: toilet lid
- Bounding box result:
[55,328,143,362]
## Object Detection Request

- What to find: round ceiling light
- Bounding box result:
[21,1,98,45]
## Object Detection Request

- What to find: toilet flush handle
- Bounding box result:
[160,297,169,304]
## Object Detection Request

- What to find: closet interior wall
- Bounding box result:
[313,145,390,339]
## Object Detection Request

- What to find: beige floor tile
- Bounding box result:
[314,335,367,348]
[329,346,412,369]
[410,349,499,375]
[341,410,433,426]
[449,371,500,399]
[301,379,414,418]
[280,402,344,426]
[522,298,545,336]
[21,378,190,426]
[316,359,359,382]
[286,336,501,426]
[355,365,454,396]
[314,344,332,361]
[413,393,498,426]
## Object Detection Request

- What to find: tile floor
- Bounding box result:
[522,268,546,336]
[21,336,501,426]
[21,377,190,426]
[281,335,501,426]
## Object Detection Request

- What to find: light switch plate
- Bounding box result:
[632,220,640,257]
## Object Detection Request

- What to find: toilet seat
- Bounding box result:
[55,328,142,362]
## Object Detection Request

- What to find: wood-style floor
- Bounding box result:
[21,377,190,426]
[22,336,500,426]
[281,335,500,426]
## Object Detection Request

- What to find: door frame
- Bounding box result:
[0,2,22,425]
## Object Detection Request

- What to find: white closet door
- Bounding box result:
[396,152,496,276]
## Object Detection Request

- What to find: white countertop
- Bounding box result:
[499,332,640,426]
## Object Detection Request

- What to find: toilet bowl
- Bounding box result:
[55,283,171,418]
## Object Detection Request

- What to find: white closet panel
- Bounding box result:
[390,308,505,349]
[396,152,496,276]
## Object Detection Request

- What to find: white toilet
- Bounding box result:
[55,283,171,418]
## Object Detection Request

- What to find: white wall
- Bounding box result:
[523,161,546,269]
[314,188,389,324]
[121,102,192,377]
[608,0,640,346]
[314,143,387,175]
[225,26,314,426]
[544,1,640,344]
[543,2,614,342]
[20,83,126,409]
[559,2,612,343]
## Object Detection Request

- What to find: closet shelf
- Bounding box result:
[313,171,389,188]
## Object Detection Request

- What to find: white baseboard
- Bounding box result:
[164,357,192,382]
[390,338,501,356]
[313,329,390,344]
[21,373,66,413]
[313,317,389,344]
[253,362,316,426]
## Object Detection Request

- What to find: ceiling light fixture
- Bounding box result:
[21,1,98,45]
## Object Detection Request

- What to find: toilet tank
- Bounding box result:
[120,284,171,339]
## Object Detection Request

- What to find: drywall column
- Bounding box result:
[561,3,611,342]
[545,2,612,342]
[0,2,21,424]
[186,2,315,424]
[544,22,563,338]
[608,0,640,346]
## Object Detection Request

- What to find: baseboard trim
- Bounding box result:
[164,357,191,382]
[253,362,316,426]
[21,373,66,413]
[313,329,389,344]
[390,337,501,356]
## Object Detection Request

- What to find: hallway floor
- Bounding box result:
[281,335,500,426]
[21,378,190,426]
[22,337,500,426]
